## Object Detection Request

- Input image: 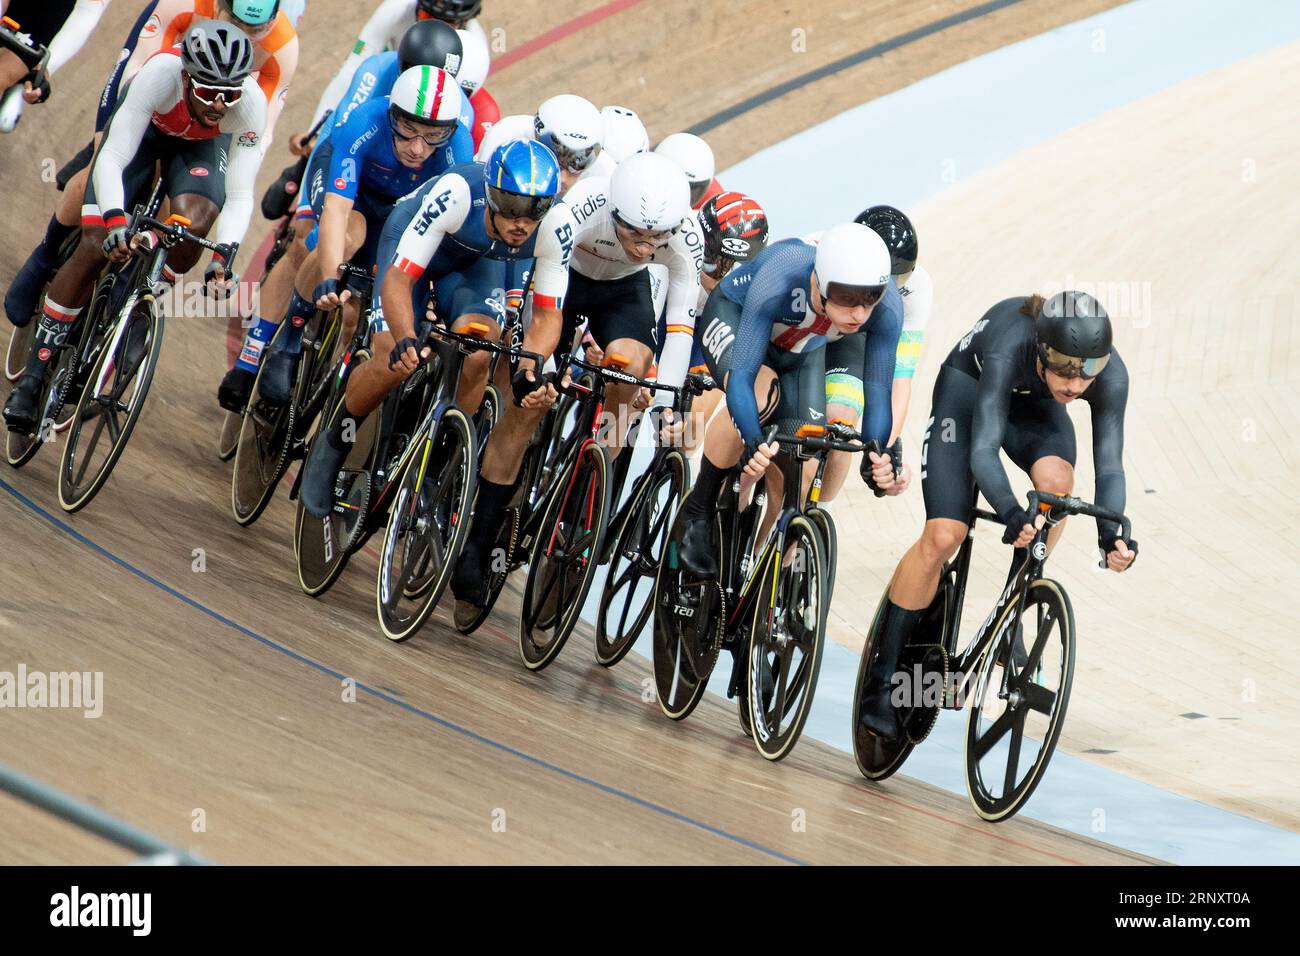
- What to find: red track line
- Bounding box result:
[491,0,651,73]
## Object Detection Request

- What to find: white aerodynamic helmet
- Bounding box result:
[389,66,462,130]
[534,93,603,173]
[601,105,649,163]
[813,223,892,300]
[654,132,715,205]
[609,152,691,234]
[455,26,489,97]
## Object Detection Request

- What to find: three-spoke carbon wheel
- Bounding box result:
[965,578,1075,822]
[376,408,477,642]
[58,297,162,513]
[518,442,612,671]
[746,514,829,761]
[595,449,688,667]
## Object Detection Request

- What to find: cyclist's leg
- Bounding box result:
[1004,397,1077,557]
[159,137,226,279]
[0,49,27,91]
[435,257,508,412]
[816,334,866,503]
[755,348,826,545]
[587,270,656,456]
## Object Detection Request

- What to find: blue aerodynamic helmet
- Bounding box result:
[485,139,561,220]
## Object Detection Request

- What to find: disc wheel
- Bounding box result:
[57,297,162,513]
[852,591,917,781]
[376,408,477,642]
[965,578,1076,822]
[518,441,613,671]
[595,450,687,667]
[651,507,725,720]
[293,410,379,597]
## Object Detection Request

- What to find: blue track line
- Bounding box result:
[0,476,807,865]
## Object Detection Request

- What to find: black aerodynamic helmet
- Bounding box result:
[855,204,918,285]
[417,0,483,26]
[1036,290,1113,378]
[398,18,464,75]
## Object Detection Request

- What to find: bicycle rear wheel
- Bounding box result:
[596,449,688,667]
[58,297,162,513]
[518,441,612,671]
[293,408,379,596]
[965,578,1075,822]
[747,514,828,761]
[230,323,295,526]
[3,321,33,384]
[377,407,477,642]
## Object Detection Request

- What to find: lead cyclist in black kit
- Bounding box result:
[857,289,1138,739]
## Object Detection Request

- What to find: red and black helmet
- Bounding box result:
[699,192,769,279]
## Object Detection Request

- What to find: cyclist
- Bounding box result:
[798,204,928,505]
[297,138,575,518]
[678,190,770,451]
[309,0,486,139]
[655,132,722,210]
[675,224,906,577]
[6,0,298,331]
[3,22,264,434]
[449,151,703,621]
[219,21,468,409]
[0,0,112,132]
[856,290,1138,740]
[601,104,649,163]
[474,93,611,194]
[245,66,471,408]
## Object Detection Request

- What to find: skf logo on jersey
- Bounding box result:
[721,237,751,256]
[413,189,454,236]
[553,222,574,259]
[190,167,210,177]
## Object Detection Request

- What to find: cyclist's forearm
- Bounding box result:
[315,195,352,285]
[46,0,110,76]
[380,268,418,343]
[522,306,562,370]
[889,377,912,445]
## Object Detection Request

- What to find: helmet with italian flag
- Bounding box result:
[389,65,463,131]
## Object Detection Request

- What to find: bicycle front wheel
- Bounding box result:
[377,407,477,642]
[746,514,829,761]
[965,578,1076,822]
[518,441,612,671]
[596,449,688,667]
[58,296,162,513]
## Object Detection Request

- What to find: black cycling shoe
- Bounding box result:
[217,366,256,412]
[300,429,350,519]
[4,253,54,329]
[450,531,490,608]
[257,347,297,406]
[677,515,717,577]
[2,376,42,435]
[857,678,903,740]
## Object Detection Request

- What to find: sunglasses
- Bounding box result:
[612,211,675,246]
[825,283,885,309]
[391,119,454,148]
[1040,345,1111,380]
[190,81,243,107]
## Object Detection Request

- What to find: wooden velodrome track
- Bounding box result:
[6,0,1279,863]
